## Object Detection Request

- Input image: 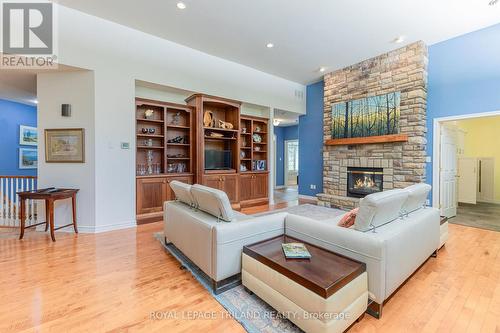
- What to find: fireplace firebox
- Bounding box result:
[347,167,383,198]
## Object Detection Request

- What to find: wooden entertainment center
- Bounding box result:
[135,94,269,224]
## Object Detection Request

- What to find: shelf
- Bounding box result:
[253,142,267,144]
[205,169,237,174]
[167,143,190,146]
[136,118,164,123]
[167,125,190,129]
[137,134,164,138]
[254,150,267,153]
[240,147,252,149]
[204,127,239,133]
[137,146,164,149]
[167,157,190,160]
[241,158,252,161]
[325,134,409,146]
[205,136,237,141]
[253,131,267,134]
[240,132,251,135]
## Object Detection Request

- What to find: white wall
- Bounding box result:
[37,4,305,231]
[37,71,96,231]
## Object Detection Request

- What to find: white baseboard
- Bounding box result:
[298,194,318,202]
[75,220,137,233]
[274,185,286,190]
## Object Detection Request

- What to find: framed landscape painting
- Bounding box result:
[19,125,38,146]
[331,91,401,139]
[45,128,85,163]
[19,148,38,169]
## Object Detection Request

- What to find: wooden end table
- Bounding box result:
[242,235,368,332]
[17,189,79,242]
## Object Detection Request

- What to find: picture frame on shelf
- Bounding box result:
[19,125,38,146]
[45,128,85,163]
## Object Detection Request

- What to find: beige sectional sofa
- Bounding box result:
[164,181,439,319]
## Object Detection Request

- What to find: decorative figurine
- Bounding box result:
[144,109,154,120]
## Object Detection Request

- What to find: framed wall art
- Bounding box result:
[45,128,85,163]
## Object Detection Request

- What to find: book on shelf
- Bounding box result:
[282,242,311,259]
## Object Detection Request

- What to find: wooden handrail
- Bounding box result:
[0,176,37,179]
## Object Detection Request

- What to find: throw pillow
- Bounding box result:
[338,208,359,228]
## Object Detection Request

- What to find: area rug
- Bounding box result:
[154,233,302,333]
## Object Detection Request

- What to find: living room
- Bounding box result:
[0,1,499,332]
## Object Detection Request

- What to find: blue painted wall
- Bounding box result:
[274,125,298,186]
[0,99,37,176]
[426,23,500,192]
[298,80,324,196]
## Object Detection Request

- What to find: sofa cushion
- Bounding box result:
[355,189,408,231]
[191,184,234,222]
[402,183,431,214]
[338,208,358,228]
[169,180,195,206]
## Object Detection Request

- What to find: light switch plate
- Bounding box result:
[121,142,130,149]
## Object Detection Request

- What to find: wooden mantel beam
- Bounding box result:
[325,134,409,146]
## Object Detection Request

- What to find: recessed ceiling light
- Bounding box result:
[266,43,274,48]
[273,119,281,126]
[489,0,498,5]
[319,67,326,73]
[176,2,186,9]
[392,36,406,44]
[33,100,38,104]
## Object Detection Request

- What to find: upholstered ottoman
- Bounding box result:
[242,235,368,333]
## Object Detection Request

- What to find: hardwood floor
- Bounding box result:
[1,207,499,332]
[451,202,500,232]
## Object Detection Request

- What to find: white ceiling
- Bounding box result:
[0,71,37,106]
[274,109,299,127]
[55,0,500,84]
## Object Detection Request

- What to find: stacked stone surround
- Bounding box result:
[318,41,428,210]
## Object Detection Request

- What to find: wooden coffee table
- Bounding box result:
[242,235,368,333]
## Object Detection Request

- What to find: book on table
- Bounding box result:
[282,242,311,259]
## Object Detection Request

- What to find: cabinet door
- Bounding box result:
[136,177,167,215]
[202,175,222,190]
[253,173,269,199]
[239,174,253,201]
[166,176,193,201]
[222,175,239,203]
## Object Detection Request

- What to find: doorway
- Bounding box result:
[284,139,299,187]
[434,111,500,231]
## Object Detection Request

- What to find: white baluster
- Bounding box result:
[0,178,4,226]
[15,177,19,227]
[9,178,14,226]
[31,178,36,225]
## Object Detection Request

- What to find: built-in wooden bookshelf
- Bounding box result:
[240,116,269,173]
[135,98,195,224]
[135,99,194,176]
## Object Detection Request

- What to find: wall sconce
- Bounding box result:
[61,104,71,117]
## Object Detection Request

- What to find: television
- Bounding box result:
[205,150,232,170]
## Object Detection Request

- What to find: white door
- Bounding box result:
[284,140,299,186]
[440,127,458,217]
[478,158,495,203]
[458,157,477,204]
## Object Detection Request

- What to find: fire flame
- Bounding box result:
[354,176,376,189]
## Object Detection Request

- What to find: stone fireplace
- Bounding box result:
[318,42,428,210]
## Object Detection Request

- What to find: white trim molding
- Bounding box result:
[77,220,137,234]
[299,194,318,202]
[432,110,500,209]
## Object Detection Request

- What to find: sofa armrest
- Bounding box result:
[212,212,287,281]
